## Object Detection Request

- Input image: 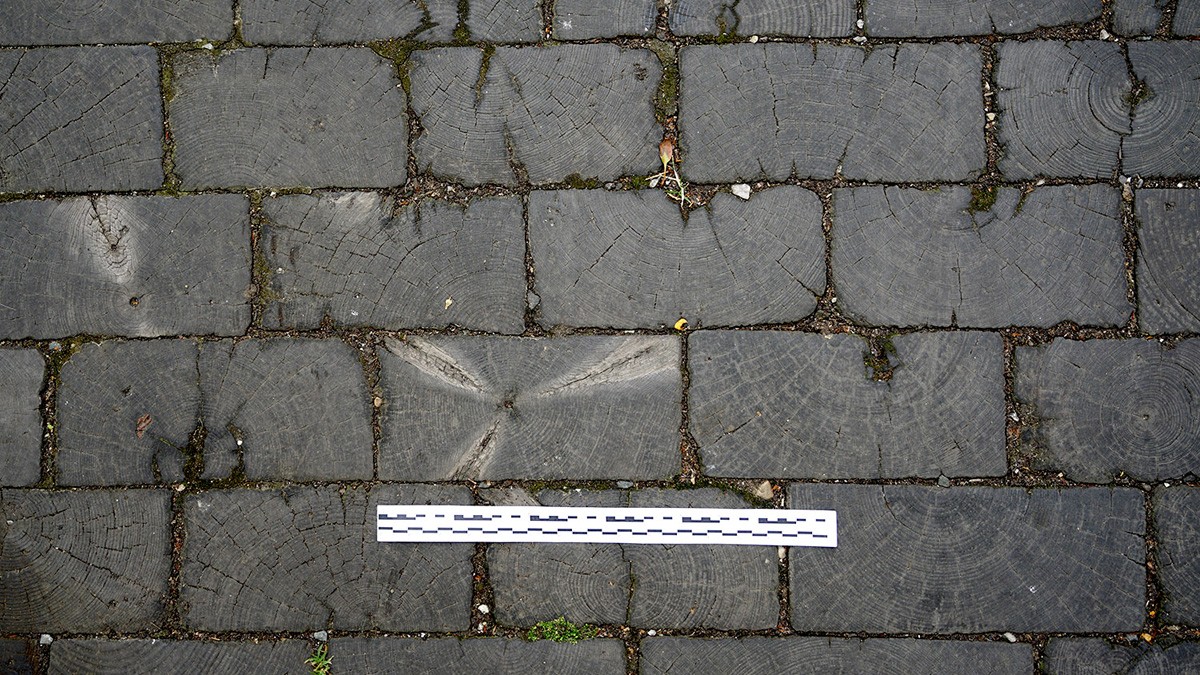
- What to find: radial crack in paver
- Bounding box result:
[0,47,163,192]
[1136,190,1200,333]
[553,0,657,39]
[330,636,626,673]
[0,350,45,487]
[1153,487,1200,625]
[488,488,779,630]
[788,484,1146,632]
[409,45,661,186]
[261,192,525,333]
[996,41,1131,179]
[378,336,680,480]
[48,639,310,674]
[679,43,984,182]
[669,0,856,37]
[1126,42,1200,177]
[180,485,473,631]
[0,489,171,632]
[241,0,458,44]
[56,338,373,484]
[0,1,232,45]
[832,185,1130,327]
[530,187,824,328]
[1016,339,1200,483]
[1044,637,1200,672]
[641,637,1032,674]
[865,0,1101,36]
[0,195,251,339]
[171,48,407,189]
[690,331,1006,479]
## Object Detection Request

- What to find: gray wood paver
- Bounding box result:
[48,639,309,675]
[1044,638,1200,674]
[530,186,824,328]
[1137,190,1200,333]
[641,637,1032,674]
[172,48,407,189]
[0,489,171,632]
[0,1,231,46]
[679,43,985,182]
[379,336,680,480]
[0,350,43,487]
[1016,339,1200,483]
[865,0,1101,36]
[669,0,855,37]
[240,0,458,43]
[789,484,1145,632]
[1127,42,1200,177]
[0,195,251,339]
[0,47,163,192]
[689,331,1006,479]
[1154,487,1200,625]
[329,637,626,674]
[180,485,473,631]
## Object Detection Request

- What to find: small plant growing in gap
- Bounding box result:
[525,616,598,643]
[649,138,699,207]
[305,644,332,675]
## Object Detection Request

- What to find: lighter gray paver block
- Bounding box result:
[330,637,626,674]
[55,339,373,485]
[642,637,1031,674]
[1044,638,1200,674]
[789,485,1146,632]
[1127,43,1200,177]
[1114,0,1168,34]
[832,185,1129,327]
[172,48,406,189]
[0,195,251,339]
[0,489,170,632]
[679,44,984,182]
[0,1,231,44]
[553,0,657,38]
[690,331,1005,479]
[530,187,824,328]
[410,45,660,185]
[997,41,1130,179]
[1017,339,1200,483]
[866,0,1100,36]
[379,336,680,480]
[181,485,472,631]
[198,339,373,481]
[49,640,310,675]
[241,0,458,43]
[1178,0,1200,34]
[669,0,855,36]
[1154,487,1200,625]
[489,489,779,629]
[262,192,525,333]
[467,0,543,41]
[57,341,200,486]
[0,350,43,487]
[1137,190,1200,333]
[0,47,163,192]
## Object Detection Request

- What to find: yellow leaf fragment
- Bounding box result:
[674,317,688,331]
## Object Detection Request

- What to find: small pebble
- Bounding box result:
[749,35,759,43]
[937,475,951,488]
[478,604,490,614]
[616,480,634,489]
[647,630,657,636]
[986,112,997,121]
[1004,632,1017,643]
[528,291,540,309]
[1099,29,1112,40]
[313,630,329,642]
[40,635,53,646]
[856,19,865,29]
[754,480,774,501]
[853,36,867,44]
[731,183,752,200]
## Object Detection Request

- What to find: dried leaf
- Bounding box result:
[674,317,688,331]
[658,138,675,171]
[135,414,153,439]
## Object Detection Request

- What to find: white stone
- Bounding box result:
[731,183,752,200]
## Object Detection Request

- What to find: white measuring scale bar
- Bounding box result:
[377,505,837,547]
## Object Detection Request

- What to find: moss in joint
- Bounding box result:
[563,173,600,189]
[369,38,421,94]
[526,617,598,643]
[967,185,998,214]
[453,0,471,44]
[475,43,495,105]
[649,40,679,125]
